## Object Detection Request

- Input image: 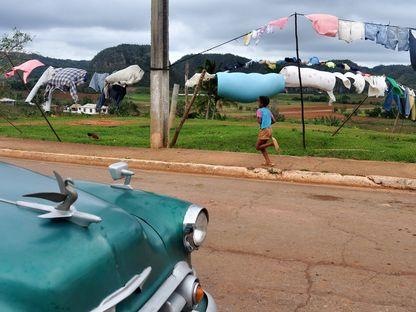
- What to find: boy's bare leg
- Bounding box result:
[258,141,274,150]
[261,149,273,166]
[256,139,273,166]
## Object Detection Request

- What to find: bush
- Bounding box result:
[365,106,382,118]
[269,105,285,122]
[109,100,140,116]
[187,112,201,119]
[313,116,341,127]
[339,95,351,103]
[81,97,94,105]
[276,113,286,122]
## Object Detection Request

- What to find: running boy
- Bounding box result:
[255,96,280,167]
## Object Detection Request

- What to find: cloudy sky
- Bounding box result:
[1,0,415,66]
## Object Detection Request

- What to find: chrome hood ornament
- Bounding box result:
[0,171,101,227]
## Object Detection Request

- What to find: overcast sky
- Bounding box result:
[1,0,415,66]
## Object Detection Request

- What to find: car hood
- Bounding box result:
[0,162,172,311]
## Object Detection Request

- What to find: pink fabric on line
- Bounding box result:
[268,17,289,30]
[305,14,338,37]
[5,59,45,84]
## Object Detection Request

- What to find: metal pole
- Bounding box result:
[332,96,368,136]
[3,52,61,141]
[294,13,306,149]
[150,0,170,148]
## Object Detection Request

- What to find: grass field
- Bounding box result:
[0,115,415,163]
[0,89,415,163]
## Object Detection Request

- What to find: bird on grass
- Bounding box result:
[87,132,100,140]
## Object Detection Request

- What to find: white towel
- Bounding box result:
[25,66,56,103]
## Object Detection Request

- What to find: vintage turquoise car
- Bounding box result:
[0,161,216,311]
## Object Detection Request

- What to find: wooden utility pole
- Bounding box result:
[150,0,170,148]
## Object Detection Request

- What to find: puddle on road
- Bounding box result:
[308,194,343,201]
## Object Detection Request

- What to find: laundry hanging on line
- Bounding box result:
[185,72,216,88]
[25,66,56,104]
[96,85,127,112]
[307,56,320,66]
[338,20,365,43]
[268,17,289,30]
[363,75,387,97]
[280,66,351,105]
[243,16,288,46]
[242,13,416,72]
[386,76,404,96]
[43,68,88,111]
[410,89,416,121]
[89,72,109,92]
[344,72,366,94]
[305,14,339,37]
[409,30,416,70]
[104,65,144,99]
[325,61,336,68]
[216,72,285,103]
[5,59,44,84]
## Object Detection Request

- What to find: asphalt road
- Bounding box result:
[2,157,416,312]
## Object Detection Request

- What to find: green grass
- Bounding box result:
[0,116,415,163]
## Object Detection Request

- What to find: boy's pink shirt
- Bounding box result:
[256,108,262,118]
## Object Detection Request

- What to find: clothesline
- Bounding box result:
[170,30,255,68]
[291,12,416,31]
[172,12,416,70]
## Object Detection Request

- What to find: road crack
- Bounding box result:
[205,245,416,277]
[294,264,313,312]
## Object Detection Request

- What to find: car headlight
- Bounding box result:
[183,205,209,252]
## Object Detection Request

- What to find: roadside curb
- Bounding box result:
[0,148,415,191]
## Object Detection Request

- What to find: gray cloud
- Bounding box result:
[0,0,414,66]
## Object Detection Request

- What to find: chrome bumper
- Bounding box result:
[139,261,217,312]
[195,291,217,312]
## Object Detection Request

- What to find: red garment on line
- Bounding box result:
[268,17,289,30]
[5,59,45,84]
[305,14,339,37]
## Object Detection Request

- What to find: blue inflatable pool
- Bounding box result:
[217,72,285,103]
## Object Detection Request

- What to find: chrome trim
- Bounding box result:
[191,291,217,312]
[91,267,151,312]
[0,198,102,227]
[183,205,209,252]
[183,205,209,228]
[139,261,192,312]
[108,162,134,190]
[204,292,218,312]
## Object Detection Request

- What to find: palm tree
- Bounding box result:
[197,59,219,119]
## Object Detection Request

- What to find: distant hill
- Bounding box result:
[4,44,416,89]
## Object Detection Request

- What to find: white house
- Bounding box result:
[0,98,16,106]
[80,103,108,115]
[69,104,82,114]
